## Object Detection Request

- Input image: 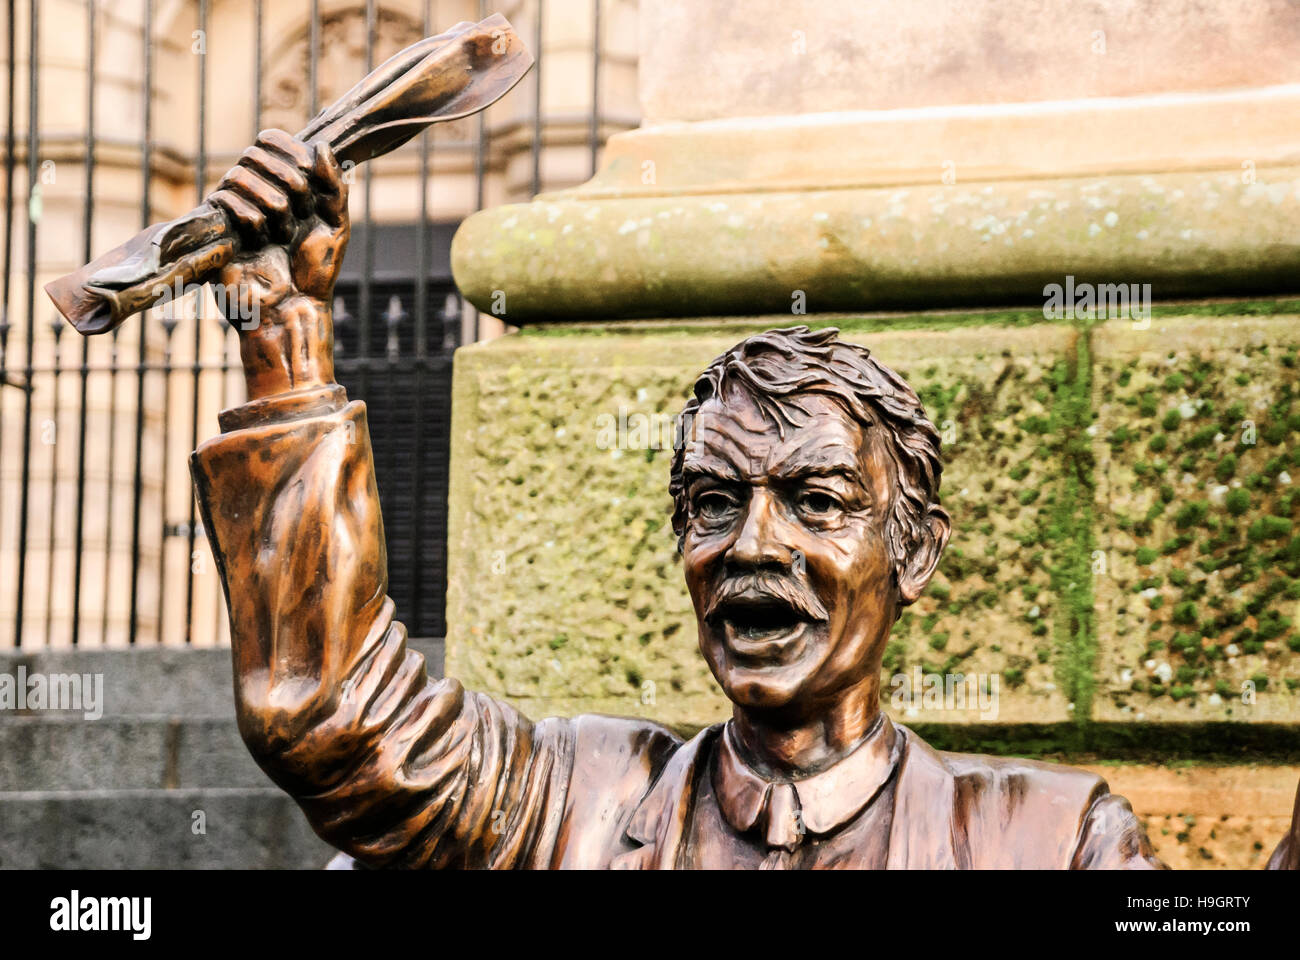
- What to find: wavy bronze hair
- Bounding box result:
[669,326,946,600]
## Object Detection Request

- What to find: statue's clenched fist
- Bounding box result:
[210,129,349,399]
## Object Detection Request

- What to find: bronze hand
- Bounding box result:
[209,129,349,401]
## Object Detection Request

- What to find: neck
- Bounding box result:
[731,675,881,779]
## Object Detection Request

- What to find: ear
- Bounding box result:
[897,506,951,605]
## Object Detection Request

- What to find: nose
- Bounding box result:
[725,487,792,571]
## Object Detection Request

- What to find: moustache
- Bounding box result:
[703,572,830,624]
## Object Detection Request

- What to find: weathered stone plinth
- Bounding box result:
[445,307,1300,738]
[453,101,1300,322]
[453,0,1300,323]
[1082,763,1300,869]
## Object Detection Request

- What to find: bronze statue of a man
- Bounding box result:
[189,131,1296,869]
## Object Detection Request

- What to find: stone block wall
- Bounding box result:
[447,303,1300,724]
[444,302,1300,867]
[1093,317,1300,723]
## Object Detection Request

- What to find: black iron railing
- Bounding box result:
[0,0,633,647]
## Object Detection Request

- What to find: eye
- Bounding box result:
[797,490,842,518]
[694,491,737,520]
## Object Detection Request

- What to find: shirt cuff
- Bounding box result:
[217,383,349,433]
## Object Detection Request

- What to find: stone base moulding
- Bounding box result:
[451,86,1300,322]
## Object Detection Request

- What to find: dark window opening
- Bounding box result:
[331,222,461,638]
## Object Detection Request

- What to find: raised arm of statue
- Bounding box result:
[188,132,579,867]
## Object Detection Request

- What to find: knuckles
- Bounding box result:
[211,130,348,304]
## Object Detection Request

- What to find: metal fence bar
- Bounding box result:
[382,288,399,571]
[532,0,544,198]
[18,359,237,376]
[42,308,62,644]
[358,0,375,402]
[156,305,176,642]
[474,0,487,218]
[99,325,119,644]
[254,0,263,136]
[590,0,601,178]
[408,0,435,631]
[127,0,153,645]
[472,0,487,344]
[309,0,320,118]
[184,0,209,643]
[69,0,96,646]
[14,0,40,648]
[1,0,18,647]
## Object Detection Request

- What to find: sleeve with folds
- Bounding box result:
[190,384,574,868]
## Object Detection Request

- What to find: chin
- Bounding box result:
[703,642,819,711]
[700,615,831,709]
[719,668,811,711]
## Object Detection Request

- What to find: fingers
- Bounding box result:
[213,129,342,247]
[209,184,269,247]
[238,144,312,219]
[309,141,348,229]
[257,128,313,169]
[218,165,295,242]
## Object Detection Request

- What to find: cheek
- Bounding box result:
[807,519,892,592]
[681,538,722,597]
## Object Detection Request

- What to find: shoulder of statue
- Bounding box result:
[896,722,1109,830]
[926,736,1107,809]
[568,712,686,757]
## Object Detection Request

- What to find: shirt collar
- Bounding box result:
[712,712,901,846]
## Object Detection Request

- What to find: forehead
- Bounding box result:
[683,390,873,480]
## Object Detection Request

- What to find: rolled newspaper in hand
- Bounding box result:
[46,13,532,335]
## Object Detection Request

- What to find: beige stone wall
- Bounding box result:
[639,0,1300,124]
[0,0,638,648]
[1083,764,1300,869]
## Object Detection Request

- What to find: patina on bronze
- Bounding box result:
[52,21,1300,867]
[44,13,532,336]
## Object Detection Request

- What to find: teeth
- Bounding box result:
[731,619,797,640]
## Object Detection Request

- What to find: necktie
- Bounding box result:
[764,782,802,852]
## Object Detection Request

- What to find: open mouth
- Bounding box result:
[708,590,818,658]
[721,597,805,640]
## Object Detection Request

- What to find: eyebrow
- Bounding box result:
[681,461,743,485]
[684,458,865,488]
[772,461,865,485]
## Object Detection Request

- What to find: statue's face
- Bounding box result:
[680,389,902,715]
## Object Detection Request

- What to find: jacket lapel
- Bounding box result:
[612,724,720,870]
[886,725,960,869]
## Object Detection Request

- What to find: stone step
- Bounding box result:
[0,716,269,792]
[0,638,444,868]
[0,788,335,869]
[0,637,444,718]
